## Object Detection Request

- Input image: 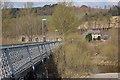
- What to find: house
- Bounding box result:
[84,30,101,41]
[101,35,109,41]
[91,30,101,40]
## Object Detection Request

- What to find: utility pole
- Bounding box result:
[42,19,46,42]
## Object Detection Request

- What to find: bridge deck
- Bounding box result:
[0,41,61,79]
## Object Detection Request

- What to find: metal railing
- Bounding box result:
[0,41,61,79]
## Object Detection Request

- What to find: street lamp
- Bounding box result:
[55,29,58,41]
[42,19,46,42]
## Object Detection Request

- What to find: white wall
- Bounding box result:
[92,34,101,40]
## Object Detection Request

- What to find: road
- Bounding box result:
[89,73,119,78]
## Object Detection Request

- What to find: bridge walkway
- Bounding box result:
[0,41,61,79]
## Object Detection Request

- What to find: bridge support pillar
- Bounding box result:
[32,66,35,71]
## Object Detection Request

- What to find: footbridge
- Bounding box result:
[0,41,61,79]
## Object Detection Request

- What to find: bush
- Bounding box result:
[93,38,96,41]
[85,33,92,42]
[51,3,79,35]
[97,36,101,40]
[53,33,93,78]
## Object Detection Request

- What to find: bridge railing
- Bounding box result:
[0,41,61,79]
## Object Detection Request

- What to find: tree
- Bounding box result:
[51,3,79,36]
[81,5,88,8]
[0,1,2,44]
[104,5,107,9]
[85,33,92,42]
[2,1,42,42]
[20,15,40,40]
[2,9,13,20]
[2,1,14,20]
[3,0,14,9]
[0,1,3,9]
[53,33,92,77]
[97,36,101,40]
[93,38,96,41]
[24,2,34,8]
[16,2,41,41]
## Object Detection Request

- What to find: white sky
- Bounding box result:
[2,0,119,8]
[4,0,119,2]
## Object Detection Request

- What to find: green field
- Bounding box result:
[37,15,52,21]
[76,13,85,19]
[38,13,85,21]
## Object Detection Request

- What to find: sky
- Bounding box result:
[6,0,119,2]
[3,0,119,8]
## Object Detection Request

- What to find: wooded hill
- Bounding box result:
[3,4,119,20]
[2,4,57,20]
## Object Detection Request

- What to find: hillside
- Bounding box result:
[2,3,119,44]
[78,5,120,30]
[2,4,110,19]
[75,7,109,14]
[78,16,119,29]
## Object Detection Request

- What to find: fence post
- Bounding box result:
[0,50,2,79]
[43,43,47,55]
[44,44,49,58]
[48,42,52,53]
[37,44,42,60]
[26,46,34,71]
[5,48,15,78]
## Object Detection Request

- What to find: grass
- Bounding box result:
[100,29,118,60]
[52,29,118,77]
[37,15,52,21]
[2,38,23,45]
[37,13,85,22]
[76,13,85,19]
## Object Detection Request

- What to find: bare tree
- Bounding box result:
[104,5,107,9]
[51,2,79,36]
[0,1,2,44]
[0,1,3,9]
[24,2,34,8]
[17,2,41,41]
[2,0,14,9]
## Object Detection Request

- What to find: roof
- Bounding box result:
[101,35,109,40]
[83,30,101,37]
[87,30,101,34]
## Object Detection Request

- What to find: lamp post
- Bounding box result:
[42,19,46,42]
[55,29,58,41]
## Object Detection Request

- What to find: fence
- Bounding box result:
[0,41,61,79]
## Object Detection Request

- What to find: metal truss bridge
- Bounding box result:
[0,41,61,79]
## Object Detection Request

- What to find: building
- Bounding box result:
[101,35,109,41]
[84,30,101,40]
[91,30,101,40]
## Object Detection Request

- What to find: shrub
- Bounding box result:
[97,36,101,40]
[85,33,92,42]
[53,33,93,78]
[93,38,96,41]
